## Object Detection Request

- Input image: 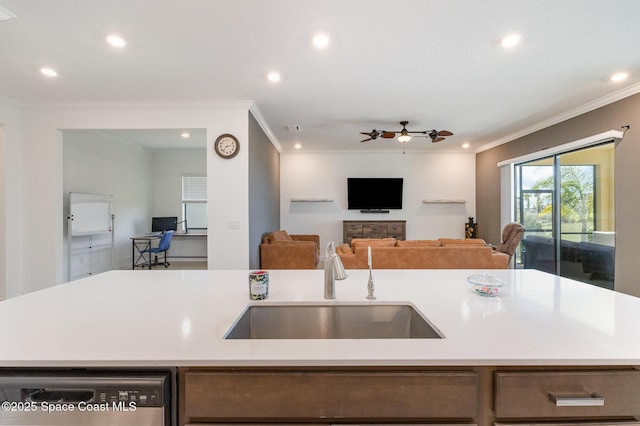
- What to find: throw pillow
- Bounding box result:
[268,230,293,243]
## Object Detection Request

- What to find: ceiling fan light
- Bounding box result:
[398,134,411,143]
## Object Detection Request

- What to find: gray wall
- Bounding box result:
[248,112,280,269]
[476,93,640,297]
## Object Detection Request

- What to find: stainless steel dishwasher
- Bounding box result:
[0,370,171,425]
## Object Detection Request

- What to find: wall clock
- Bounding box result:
[213,134,240,159]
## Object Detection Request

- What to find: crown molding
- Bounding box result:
[476,81,640,153]
[249,103,281,152]
[21,100,255,112]
[0,6,16,21]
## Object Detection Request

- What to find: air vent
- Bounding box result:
[286,125,302,132]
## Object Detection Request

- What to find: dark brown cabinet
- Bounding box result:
[178,366,640,426]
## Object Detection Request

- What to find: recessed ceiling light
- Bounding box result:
[501,33,521,48]
[267,71,281,82]
[294,143,302,149]
[462,142,470,149]
[181,132,190,139]
[40,67,58,77]
[611,72,628,82]
[106,34,127,48]
[312,33,330,49]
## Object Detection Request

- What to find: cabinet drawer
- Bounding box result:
[362,224,386,234]
[345,224,363,233]
[494,369,640,419]
[387,223,404,233]
[184,370,478,420]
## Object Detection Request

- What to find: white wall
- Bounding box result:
[63,131,153,273]
[151,149,206,220]
[0,97,23,298]
[7,102,251,296]
[280,151,477,250]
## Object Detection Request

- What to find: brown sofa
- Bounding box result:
[260,230,320,269]
[336,238,509,269]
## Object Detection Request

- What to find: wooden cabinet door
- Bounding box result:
[182,370,478,422]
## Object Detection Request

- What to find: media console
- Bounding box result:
[343,220,406,245]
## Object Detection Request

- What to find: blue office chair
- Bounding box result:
[141,230,174,268]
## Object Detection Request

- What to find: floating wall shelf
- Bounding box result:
[422,199,467,204]
[290,197,334,202]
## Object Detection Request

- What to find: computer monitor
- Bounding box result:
[151,216,178,233]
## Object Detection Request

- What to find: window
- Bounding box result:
[182,176,207,231]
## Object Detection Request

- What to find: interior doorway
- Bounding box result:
[62,128,208,280]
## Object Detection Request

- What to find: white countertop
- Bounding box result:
[1,269,639,367]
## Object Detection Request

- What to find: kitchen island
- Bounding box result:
[1,269,640,425]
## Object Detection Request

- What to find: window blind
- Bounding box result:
[182,176,207,201]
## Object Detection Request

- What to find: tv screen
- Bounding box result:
[151,216,178,232]
[347,178,403,211]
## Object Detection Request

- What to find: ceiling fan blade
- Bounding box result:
[381,132,396,138]
[360,137,373,142]
[360,129,380,139]
[431,136,446,143]
[438,130,453,136]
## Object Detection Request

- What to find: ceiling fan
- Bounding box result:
[360,121,453,143]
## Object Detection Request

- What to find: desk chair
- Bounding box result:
[141,230,174,268]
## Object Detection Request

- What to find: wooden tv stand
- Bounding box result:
[343,220,406,245]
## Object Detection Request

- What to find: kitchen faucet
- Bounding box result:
[324,241,348,299]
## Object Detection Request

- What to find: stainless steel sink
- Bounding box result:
[224,303,443,339]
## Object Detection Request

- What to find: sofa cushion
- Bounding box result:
[350,245,509,269]
[351,238,396,249]
[267,230,293,243]
[439,238,487,246]
[395,239,441,247]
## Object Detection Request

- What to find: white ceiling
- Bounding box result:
[1,0,639,152]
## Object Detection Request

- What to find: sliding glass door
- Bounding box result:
[515,143,615,289]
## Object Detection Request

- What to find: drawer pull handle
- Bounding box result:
[548,392,604,407]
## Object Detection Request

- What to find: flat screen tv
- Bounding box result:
[347,178,403,212]
[151,216,178,233]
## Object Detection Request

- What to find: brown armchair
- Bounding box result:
[494,222,525,267]
[260,230,320,269]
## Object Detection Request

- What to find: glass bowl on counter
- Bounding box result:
[467,274,504,297]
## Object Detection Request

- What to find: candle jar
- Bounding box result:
[249,270,269,300]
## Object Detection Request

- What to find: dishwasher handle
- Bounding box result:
[24,388,95,404]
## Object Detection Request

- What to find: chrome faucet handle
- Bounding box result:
[324,241,348,299]
[366,245,376,300]
[366,267,376,300]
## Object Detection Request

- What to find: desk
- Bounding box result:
[130,236,160,269]
[170,232,207,259]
